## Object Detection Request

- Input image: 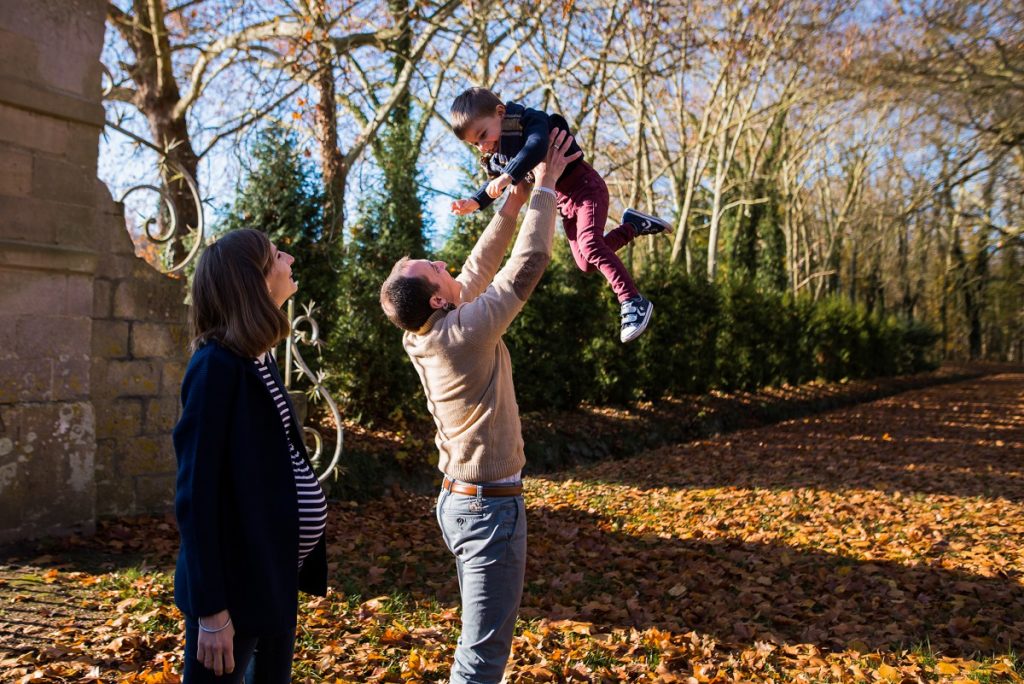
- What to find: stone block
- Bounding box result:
[0,239,95,274]
[52,357,90,400]
[97,254,141,280]
[94,480,133,518]
[116,435,173,476]
[31,155,96,206]
[112,279,144,319]
[93,437,115,478]
[0,195,59,243]
[161,359,188,392]
[0,1,105,97]
[0,27,39,83]
[93,398,142,441]
[0,314,18,360]
[88,357,110,399]
[158,288,190,324]
[0,358,51,403]
[51,203,101,254]
[0,488,22,534]
[92,278,113,318]
[0,72,103,130]
[134,473,175,513]
[65,120,102,166]
[0,102,68,156]
[103,359,161,397]
[91,319,129,357]
[113,278,188,323]
[66,272,93,316]
[130,322,185,358]
[0,106,97,165]
[0,146,32,195]
[0,268,66,315]
[93,435,134,517]
[0,401,95,541]
[15,315,90,359]
[143,396,180,435]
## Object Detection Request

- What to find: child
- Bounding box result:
[449,86,672,343]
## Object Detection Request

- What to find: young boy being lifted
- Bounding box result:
[450,86,671,343]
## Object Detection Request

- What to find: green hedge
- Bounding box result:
[501,252,939,408]
[320,245,941,499]
[313,239,938,424]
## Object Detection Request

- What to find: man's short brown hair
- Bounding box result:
[451,87,503,140]
[380,257,440,332]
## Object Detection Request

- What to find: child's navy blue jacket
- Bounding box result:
[471,101,584,210]
[172,339,327,635]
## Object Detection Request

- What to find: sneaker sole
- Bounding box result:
[625,211,674,236]
[636,223,674,236]
[621,301,653,343]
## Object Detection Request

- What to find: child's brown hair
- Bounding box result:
[450,87,503,140]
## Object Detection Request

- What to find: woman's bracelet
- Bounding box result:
[198,617,232,633]
[534,186,557,197]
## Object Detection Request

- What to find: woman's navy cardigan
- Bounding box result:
[172,339,327,635]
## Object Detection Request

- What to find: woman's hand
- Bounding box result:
[451,198,480,215]
[534,129,581,189]
[197,609,235,676]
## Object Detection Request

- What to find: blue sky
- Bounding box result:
[98,113,473,252]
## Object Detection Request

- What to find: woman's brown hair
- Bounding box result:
[188,228,290,358]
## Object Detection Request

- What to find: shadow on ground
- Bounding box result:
[2,373,1021,666]
[538,374,1024,503]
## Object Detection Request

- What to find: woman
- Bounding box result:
[172,229,328,682]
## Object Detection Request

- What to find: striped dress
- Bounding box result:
[255,355,327,569]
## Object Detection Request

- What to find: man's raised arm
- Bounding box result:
[453,130,582,342]
[456,184,530,303]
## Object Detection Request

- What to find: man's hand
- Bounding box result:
[451,198,480,215]
[534,129,581,189]
[486,174,513,199]
[196,609,235,676]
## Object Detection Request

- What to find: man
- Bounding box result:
[380,130,580,684]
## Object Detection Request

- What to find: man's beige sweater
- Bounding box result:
[402,191,557,482]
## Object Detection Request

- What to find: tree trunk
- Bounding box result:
[311,0,346,242]
[115,0,200,265]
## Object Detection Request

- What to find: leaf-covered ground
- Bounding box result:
[2,373,1023,683]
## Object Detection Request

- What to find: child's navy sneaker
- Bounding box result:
[622,208,672,236]
[620,295,653,343]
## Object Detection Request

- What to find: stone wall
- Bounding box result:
[91,187,189,518]
[0,0,189,542]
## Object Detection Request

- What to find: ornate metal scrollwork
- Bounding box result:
[281,300,344,483]
[101,67,341,480]
[101,65,205,275]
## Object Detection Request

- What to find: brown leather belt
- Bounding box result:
[442,476,522,497]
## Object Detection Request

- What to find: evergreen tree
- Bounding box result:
[220,124,331,311]
[329,108,429,423]
[724,109,788,291]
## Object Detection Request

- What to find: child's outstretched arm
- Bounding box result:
[452,110,552,214]
[451,198,481,215]
[450,182,498,215]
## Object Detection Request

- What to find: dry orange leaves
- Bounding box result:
[1,374,1022,682]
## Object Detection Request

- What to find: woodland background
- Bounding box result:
[100,0,1023,429]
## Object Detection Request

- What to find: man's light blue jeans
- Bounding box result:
[436,482,527,684]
